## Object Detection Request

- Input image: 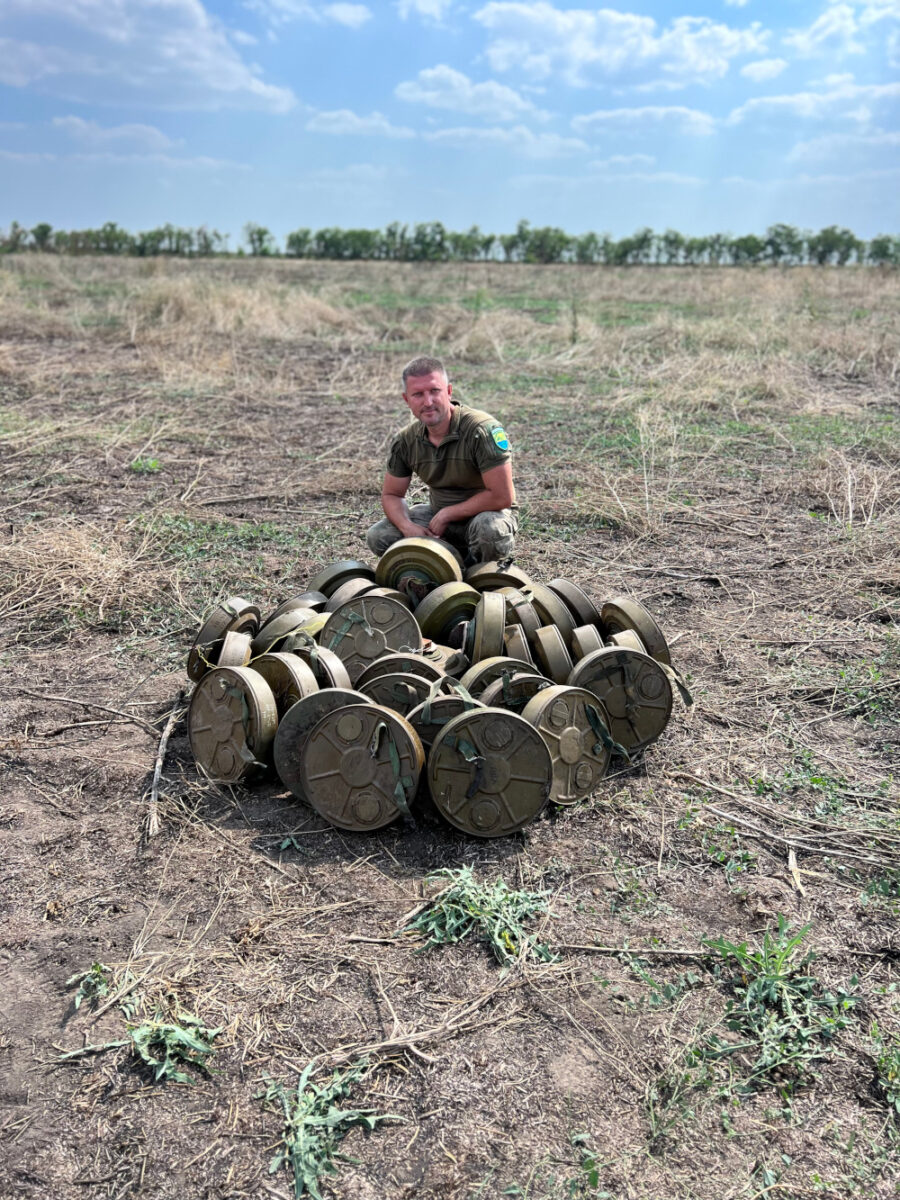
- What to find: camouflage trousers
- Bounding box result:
[366,504,518,565]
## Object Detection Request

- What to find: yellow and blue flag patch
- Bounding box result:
[490,425,510,452]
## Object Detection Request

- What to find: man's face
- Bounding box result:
[403,371,453,429]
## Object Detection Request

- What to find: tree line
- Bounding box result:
[2,218,898,266]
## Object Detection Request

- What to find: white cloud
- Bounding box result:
[815,167,900,181]
[784,4,864,56]
[71,151,249,169]
[512,168,703,186]
[728,79,900,123]
[230,29,258,45]
[0,148,56,163]
[396,0,452,17]
[724,0,752,6]
[740,57,787,81]
[610,170,703,184]
[787,128,900,160]
[395,65,542,121]
[0,3,294,112]
[0,148,247,169]
[322,3,372,27]
[246,0,371,25]
[590,152,655,167]
[723,167,900,187]
[0,37,86,88]
[573,105,716,135]
[473,2,768,87]
[424,124,587,157]
[859,0,900,22]
[297,163,396,187]
[53,115,179,151]
[305,109,415,137]
[628,77,703,93]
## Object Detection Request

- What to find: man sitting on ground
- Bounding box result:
[366,356,518,567]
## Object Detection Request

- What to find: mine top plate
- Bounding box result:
[463,560,533,592]
[546,579,602,628]
[521,684,612,805]
[567,646,672,753]
[273,686,371,802]
[321,595,422,684]
[189,665,278,784]
[301,703,424,831]
[427,707,552,838]
[375,537,464,593]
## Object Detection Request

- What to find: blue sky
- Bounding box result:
[0,0,897,244]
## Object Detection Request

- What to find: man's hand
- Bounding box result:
[382,473,431,539]
[425,508,452,538]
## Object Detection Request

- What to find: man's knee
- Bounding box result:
[466,510,518,562]
[366,519,400,556]
[366,505,435,556]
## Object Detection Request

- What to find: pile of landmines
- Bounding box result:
[185,537,690,839]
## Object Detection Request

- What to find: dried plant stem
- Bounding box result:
[146,690,185,838]
[317,974,536,1069]
[11,690,160,736]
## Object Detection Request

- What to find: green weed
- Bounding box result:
[860,867,900,908]
[59,1009,221,1084]
[625,958,702,1010]
[870,1021,900,1114]
[700,915,857,1094]
[751,1157,793,1192]
[403,866,556,966]
[646,1058,713,1149]
[786,411,899,458]
[566,1132,604,1195]
[128,456,161,474]
[501,1132,614,1198]
[66,962,113,1010]
[607,859,666,921]
[126,1012,221,1083]
[701,822,758,886]
[261,1059,398,1200]
[61,961,219,1084]
[139,512,296,559]
[835,661,897,724]
[813,1119,899,1195]
[750,751,852,816]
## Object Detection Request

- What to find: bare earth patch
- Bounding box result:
[1,257,898,1200]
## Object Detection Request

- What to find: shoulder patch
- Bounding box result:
[490,424,510,452]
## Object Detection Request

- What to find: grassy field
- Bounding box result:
[1,255,898,1200]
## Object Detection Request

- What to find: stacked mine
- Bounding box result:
[185,538,689,839]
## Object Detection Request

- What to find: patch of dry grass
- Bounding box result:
[0,518,168,629]
[125,276,367,343]
[806,449,900,531]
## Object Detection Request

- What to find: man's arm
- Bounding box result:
[380,472,428,539]
[426,460,515,538]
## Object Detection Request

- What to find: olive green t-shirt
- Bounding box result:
[386,402,515,513]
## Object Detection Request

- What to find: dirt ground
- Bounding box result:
[1,255,898,1200]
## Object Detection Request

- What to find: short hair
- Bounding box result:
[401,356,448,388]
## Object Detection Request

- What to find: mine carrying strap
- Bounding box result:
[586,703,632,763]
[661,663,694,707]
[422,676,479,725]
[369,720,413,819]
[445,733,487,799]
[327,610,374,651]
